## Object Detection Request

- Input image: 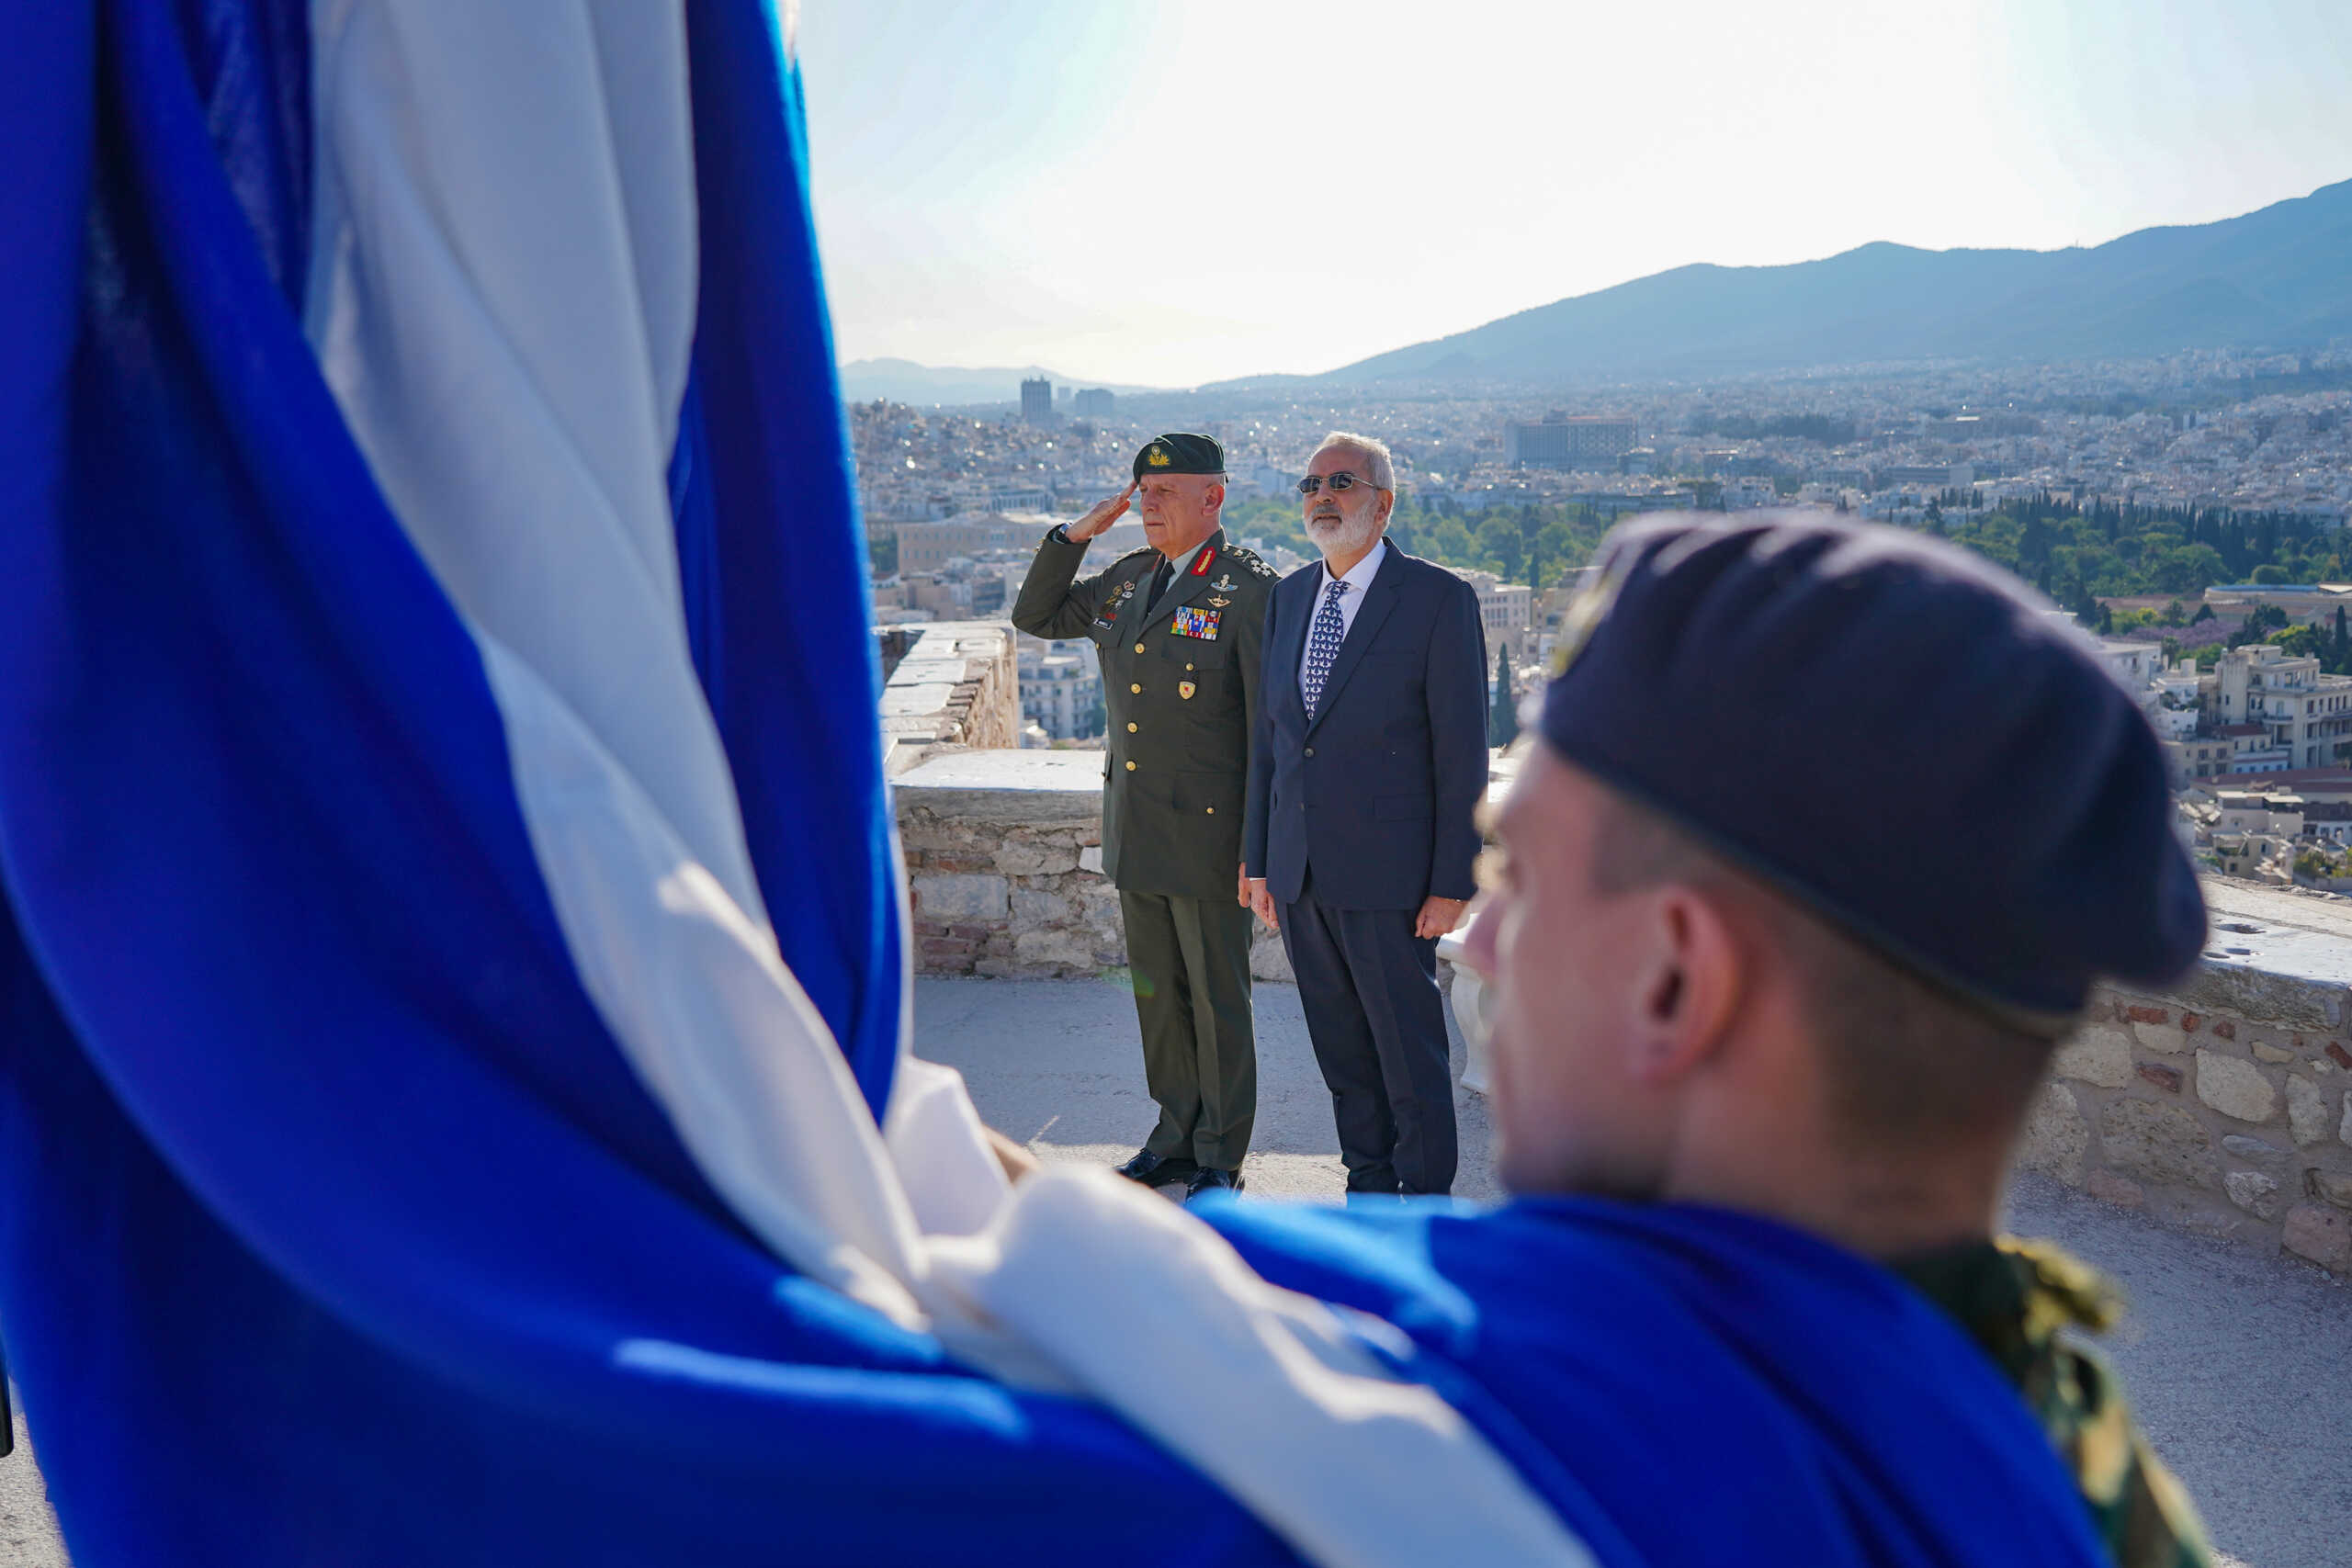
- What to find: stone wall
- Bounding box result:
[894,750,1291,981]
[2015,879,2352,1273]
[878,621,1019,777]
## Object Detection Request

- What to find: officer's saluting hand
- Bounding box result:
[1063,481,1136,543]
[1010,434,1278,1202]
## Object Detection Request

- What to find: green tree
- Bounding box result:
[2154,544,2225,596]
[1488,644,1519,746]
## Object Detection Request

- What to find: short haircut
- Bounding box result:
[1588,784,2054,1146]
[1313,431,1396,491]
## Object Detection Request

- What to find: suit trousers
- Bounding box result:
[1120,889,1257,1169]
[1279,872,1458,1196]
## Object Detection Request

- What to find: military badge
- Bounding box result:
[1146,446,1171,467]
[1207,595,1231,608]
[1178,681,1196,700]
[1211,573,1237,591]
[1170,606,1221,640]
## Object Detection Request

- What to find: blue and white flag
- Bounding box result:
[0,5,1593,1565]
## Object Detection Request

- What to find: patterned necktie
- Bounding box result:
[1302,578,1351,716]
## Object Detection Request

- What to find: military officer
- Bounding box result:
[1011,433,1278,1200]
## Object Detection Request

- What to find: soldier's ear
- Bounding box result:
[1204,481,1225,512]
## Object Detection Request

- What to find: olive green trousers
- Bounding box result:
[1120,889,1257,1169]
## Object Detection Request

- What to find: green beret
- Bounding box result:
[1132,432,1225,479]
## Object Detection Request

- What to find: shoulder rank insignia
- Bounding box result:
[1170,606,1221,640]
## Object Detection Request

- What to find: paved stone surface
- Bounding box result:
[1,1390,66,1568]
[921,976,2351,1568]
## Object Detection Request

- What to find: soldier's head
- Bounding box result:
[1300,433,1395,561]
[1463,514,2205,1255]
[1131,434,1226,559]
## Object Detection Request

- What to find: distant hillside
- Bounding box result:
[1252,178,2352,388]
[837,357,1161,407]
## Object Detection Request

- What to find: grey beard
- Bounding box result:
[1306,511,1380,558]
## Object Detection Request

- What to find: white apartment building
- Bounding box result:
[1018,637,1103,741]
[1453,569,1536,659]
[2215,644,2352,771]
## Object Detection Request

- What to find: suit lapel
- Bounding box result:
[1305,546,1403,734]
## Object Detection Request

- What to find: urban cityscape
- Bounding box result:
[858,347,2352,893]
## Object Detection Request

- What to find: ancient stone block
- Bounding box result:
[2282,1203,2351,1270]
[912,874,1008,921]
[1012,927,1098,969]
[2130,1022,2187,1055]
[2195,1050,2278,1123]
[2098,1099,2218,1189]
[2343,1092,2352,1146]
[2210,1020,2236,1041]
[2053,1027,2132,1089]
[2015,1080,2088,1183]
[2222,1134,2288,1166]
[2135,1062,2183,1093]
[2288,1074,2331,1147]
[995,840,1080,876]
[2330,1042,2352,1070]
[2307,1169,2352,1209]
[1078,846,1105,874]
[2225,1169,2281,1219]
[2252,1042,2297,1064]
[2123,1005,2170,1025]
[1009,887,1072,928]
[2085,1170,2144,1209]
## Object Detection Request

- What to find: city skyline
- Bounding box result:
[798,0,2352,389]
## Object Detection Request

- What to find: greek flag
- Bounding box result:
[0,5,1589,1565]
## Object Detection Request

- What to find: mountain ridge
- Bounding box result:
[1208,177,2352,389]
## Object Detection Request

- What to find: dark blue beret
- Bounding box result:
[1540,513,2206,1029]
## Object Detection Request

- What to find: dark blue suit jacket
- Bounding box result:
[1245,545,1490,910]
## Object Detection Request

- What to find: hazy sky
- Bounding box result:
[796,0,2352,389]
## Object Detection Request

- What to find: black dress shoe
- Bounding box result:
[1114,1148,1199,1187]
[1183,1166,1245,1201]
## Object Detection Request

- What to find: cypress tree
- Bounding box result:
[1488,644,1519,747]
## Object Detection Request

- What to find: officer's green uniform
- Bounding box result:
[1011,466,1276,1172]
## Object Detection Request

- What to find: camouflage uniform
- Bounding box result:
[1897,1237,2212,1568]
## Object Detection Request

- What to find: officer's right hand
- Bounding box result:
[1067,482,1136,542]
[1248,877,1278,933]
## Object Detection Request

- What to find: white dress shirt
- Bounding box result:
[1296,538,1389,692]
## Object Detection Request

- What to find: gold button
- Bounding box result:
[1205,807,1216,815]
[1130,683,1141,694]
[1126,722,1137,733]
[1125,761,1136,772]
[1185,662,1194,671]
[1135,643,1146,654]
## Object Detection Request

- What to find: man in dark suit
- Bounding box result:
[1245,433,1489,1198]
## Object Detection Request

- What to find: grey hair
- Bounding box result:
[1313,431,1396,491]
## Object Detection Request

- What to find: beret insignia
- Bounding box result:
[1147,447,1171,467]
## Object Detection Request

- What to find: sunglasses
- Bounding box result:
[1296,471,1383,496]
